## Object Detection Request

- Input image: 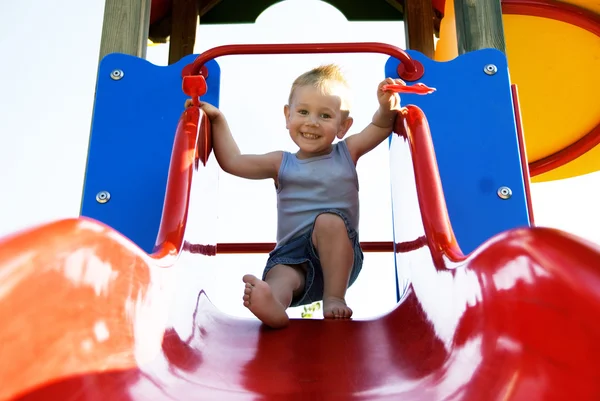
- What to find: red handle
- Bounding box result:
[182,75,207,106]
[383,83,436,95]
[182,42,425,81]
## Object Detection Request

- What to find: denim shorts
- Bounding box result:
[262,209,364,307]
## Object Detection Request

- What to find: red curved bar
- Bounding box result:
[153,108,212,261]
[502,0,600,37]
[529,122,600,176]
[502,0,600,176]
[183,42,425,81]
[395,106,466,264]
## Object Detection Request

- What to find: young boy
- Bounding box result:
[190,64,404,328]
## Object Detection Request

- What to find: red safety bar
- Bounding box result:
[182,42,425,81]
[394,106,465,266]
[184,239,429,256]
[184,241,397,255]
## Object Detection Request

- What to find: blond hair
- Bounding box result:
[288,64,352,113]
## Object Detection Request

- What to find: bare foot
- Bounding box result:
[323,296,353,319]
[242,274,289,329]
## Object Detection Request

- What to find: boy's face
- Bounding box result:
[284,83,353,158]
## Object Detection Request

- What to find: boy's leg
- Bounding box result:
[242,263,306,329]
[311,213,355,319]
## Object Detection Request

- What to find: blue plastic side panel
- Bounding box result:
[386,49,530,253]
[81,54,221,253]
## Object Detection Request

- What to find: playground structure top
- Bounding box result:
[97,0,600,182]
[99,0,600,64]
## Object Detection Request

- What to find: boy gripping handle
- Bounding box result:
[187,65,404,328]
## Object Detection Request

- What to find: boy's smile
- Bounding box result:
[300,132,320,140]
[284,84,353,159]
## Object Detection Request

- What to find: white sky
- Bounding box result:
[0,0,598,320]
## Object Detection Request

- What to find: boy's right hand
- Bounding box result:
[184,99,223,122]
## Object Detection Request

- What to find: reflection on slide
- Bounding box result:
[1,106,600,400]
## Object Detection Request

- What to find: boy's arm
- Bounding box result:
[345,78,404,164]
[345,108,397,164]
[209,107,281,180]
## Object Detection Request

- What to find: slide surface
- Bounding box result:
[2,107,600,400]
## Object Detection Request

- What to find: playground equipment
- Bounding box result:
[1,0,600,400]
[435,0,600,182]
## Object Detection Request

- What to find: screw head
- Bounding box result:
[96,191,111,204]
[497,186,512,200]
[484,64,497,75]
[110,69,124,80]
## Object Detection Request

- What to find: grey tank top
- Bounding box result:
[275,140,359,248]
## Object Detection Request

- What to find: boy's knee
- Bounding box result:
[313,213,346,236]
[267,263,307,280]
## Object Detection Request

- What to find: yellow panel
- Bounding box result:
[504,14,600,182]
[504,15,600,160]
[435,1,600,183]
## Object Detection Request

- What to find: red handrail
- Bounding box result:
[153,108,211,260]
[183,42,425,81]
[395,106,465,266]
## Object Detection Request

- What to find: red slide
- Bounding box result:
[1,106,600,400]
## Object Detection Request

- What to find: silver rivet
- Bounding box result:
[96,191,111,204]
[497,186,512,200]
[484,64,497,75]
[110,69,124,80]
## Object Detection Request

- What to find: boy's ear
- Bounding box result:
[283,105,290,129]
[336,116,354,139]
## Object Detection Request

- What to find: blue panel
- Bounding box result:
[385,49,530,253]
[81,54,221,253]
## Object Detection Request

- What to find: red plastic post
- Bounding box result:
[182,75,207,106]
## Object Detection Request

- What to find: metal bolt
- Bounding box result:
[96,191,111,204]
[110,69,124,80]
[497,186,512,200]
[484,64,497,75]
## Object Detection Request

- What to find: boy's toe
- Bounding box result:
[243,274,260,286]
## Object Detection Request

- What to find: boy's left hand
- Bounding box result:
[378,78,405,111]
